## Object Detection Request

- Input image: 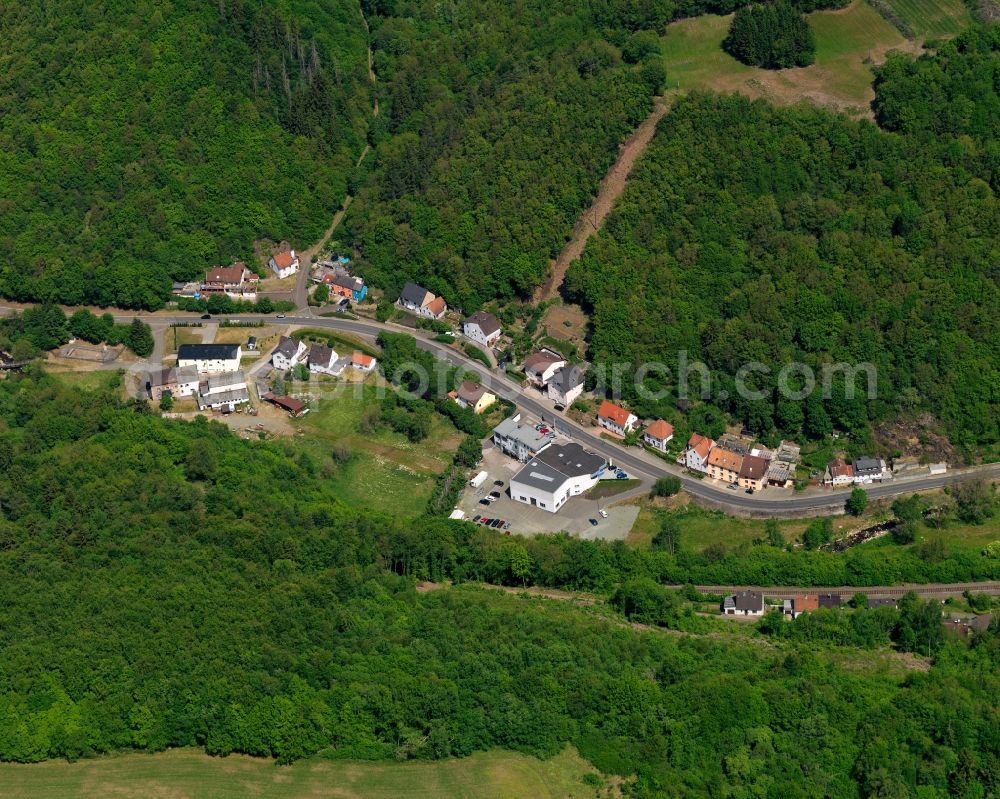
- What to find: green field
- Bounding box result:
[45,369,124,392]
[293,383,461,515]
[662,0,912,112]
[0,747,605,799]
[883,0,972,37]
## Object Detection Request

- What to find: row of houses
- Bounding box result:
[173,250,300,300]
[312,261,368,302]
[272,336,377,376]
[683,432,800,491]
[398,282,447,320]
[723,591,898,617]
[823,457,890,486]
[522,350,586,407]
[593,400,677,453]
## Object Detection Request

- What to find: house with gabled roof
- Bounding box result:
[723,591,764,616]
[597,400,637,436]
[738,454,769,491]
[546,364,585,408]
[707,446,743,484]
[269,249,300,279]
[177,343,242,374]
[823,458,854,486]
[684,433,715,473]
[523,350,565,388]
[462,311,502,348]
[308,343,342,376]
[452,380,496,414]
[351,352,377,373]
[643,419,674,452]
[271,336,307,371]
[398,281,447,319]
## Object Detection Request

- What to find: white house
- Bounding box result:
[462,311,502,348]
[177,343,242,374]
[597,400,637,436]
[148,365,200,400]
[723,591,765,617]
[308,343,342,376]
[269,249,300,279]
[493,414,554,462]
[398,281,447,319]
[523,350,565,388]
[853,457,887,484]
[823,458,855,486]
[509,443,606,514]
[684,433,714,473]
[546,365,585,408]
[351,352,377,373]
[197,371,250,411]
[643,419,674,452]
[272,336,307,371]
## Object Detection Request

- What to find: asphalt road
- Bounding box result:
[128,312,1000,515]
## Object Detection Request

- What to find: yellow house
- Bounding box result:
[454,380,496,414]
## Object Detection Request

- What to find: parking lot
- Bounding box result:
[457,443,641,540]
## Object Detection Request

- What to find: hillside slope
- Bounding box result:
[0,0,371,309]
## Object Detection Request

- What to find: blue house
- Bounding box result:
[332,273,367,303]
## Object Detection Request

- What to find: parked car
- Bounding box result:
[489,491,501,498]
[553,403,565,412]
[589,518,599,526]
[473,515,483,523]
[502,521,511,530]
[727,483,738,490]
[599,509,608,518]
[479,518,493,525]
[493,480,505,487]
[479,498,491,506]
[491,519,503,528]
[745,487,755,495]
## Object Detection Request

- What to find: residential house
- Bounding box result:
[271,336,307,371]
[262,392,307,417]
[707,446,744,484]
[329,273,367,303]
[766,460,793,488]
[643,419,675,452]
[462,311,502,348]
[546,365,585,408]
[197,371,249,411]
[818,593,842,609]
[723,591,765,616]
[510,443,606,514]
[452,380,496,414]
[351,352,377,373]
[308,343,342,376]
[784,594,819,618]
[398,281,447,319]
[148,365,200,401]
[853,457,887,484]
[269,249,300,279]
[738,454,769,491]
[523,350,565,388]
[823,458,855,487]
[177,343,242,374]
[868,597,898,609]
[493,414,554,462]
[204,262,258,299]
[684,433,714,473]
[597,400,638,436]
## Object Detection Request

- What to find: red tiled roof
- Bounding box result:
[793,594,819,612]
[206,264,247,284]
[426,295,446,316]
[273,250,296,268]
[598,400,634,427]
[708,447,743,472]
[645,419,674,440]
[352,352,374,367]
[828,458,854,478]
[688,433,714,460]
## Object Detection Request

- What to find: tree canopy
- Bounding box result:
[724,1,816,69]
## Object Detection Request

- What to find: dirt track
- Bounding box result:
[533,94,673,303]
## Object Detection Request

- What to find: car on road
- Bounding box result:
[201,313,211,319]
[276,314,285,319]
[493,480,505,487]
[589,518,599,526]
[599,509,608,518]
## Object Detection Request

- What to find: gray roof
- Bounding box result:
[309,343,336,366]
[200,387,249,406]
[273,336,301,359]
[149,365,199,388]
[204,371,247,392]
[464,311,501,337]
[535,442,604,478]
[494,417,552,451]
[549,365,585,393]
[333,274,363,291]
[511,458,570,492]
[854,457,882,473]
[177,343,240,361]
[726,591,764,612]
[400,281,430,306]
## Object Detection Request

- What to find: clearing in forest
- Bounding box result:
[661,0,921,116]
[0,746,607,799]
[883,0,972,37]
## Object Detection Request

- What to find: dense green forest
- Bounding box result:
[566,32,1000,449]
[0,372,997,797]
[723,1,816,68]
[0,0,371,309]
[342,0,665,311]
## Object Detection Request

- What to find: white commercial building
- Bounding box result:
[493,413,554,462]
[197,371,250,411]
[509,443,606,514]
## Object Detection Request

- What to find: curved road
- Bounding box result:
[129,311,1000,516]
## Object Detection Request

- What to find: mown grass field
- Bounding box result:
[293,382,462,516]
[0,747,606,799]
[662,0,916,114]
[883,0,972,37]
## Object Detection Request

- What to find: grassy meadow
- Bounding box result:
[0,747,606,799]
[883,0,972,37]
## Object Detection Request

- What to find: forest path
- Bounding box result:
[532,93,674,304]
[294,6,378,310]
